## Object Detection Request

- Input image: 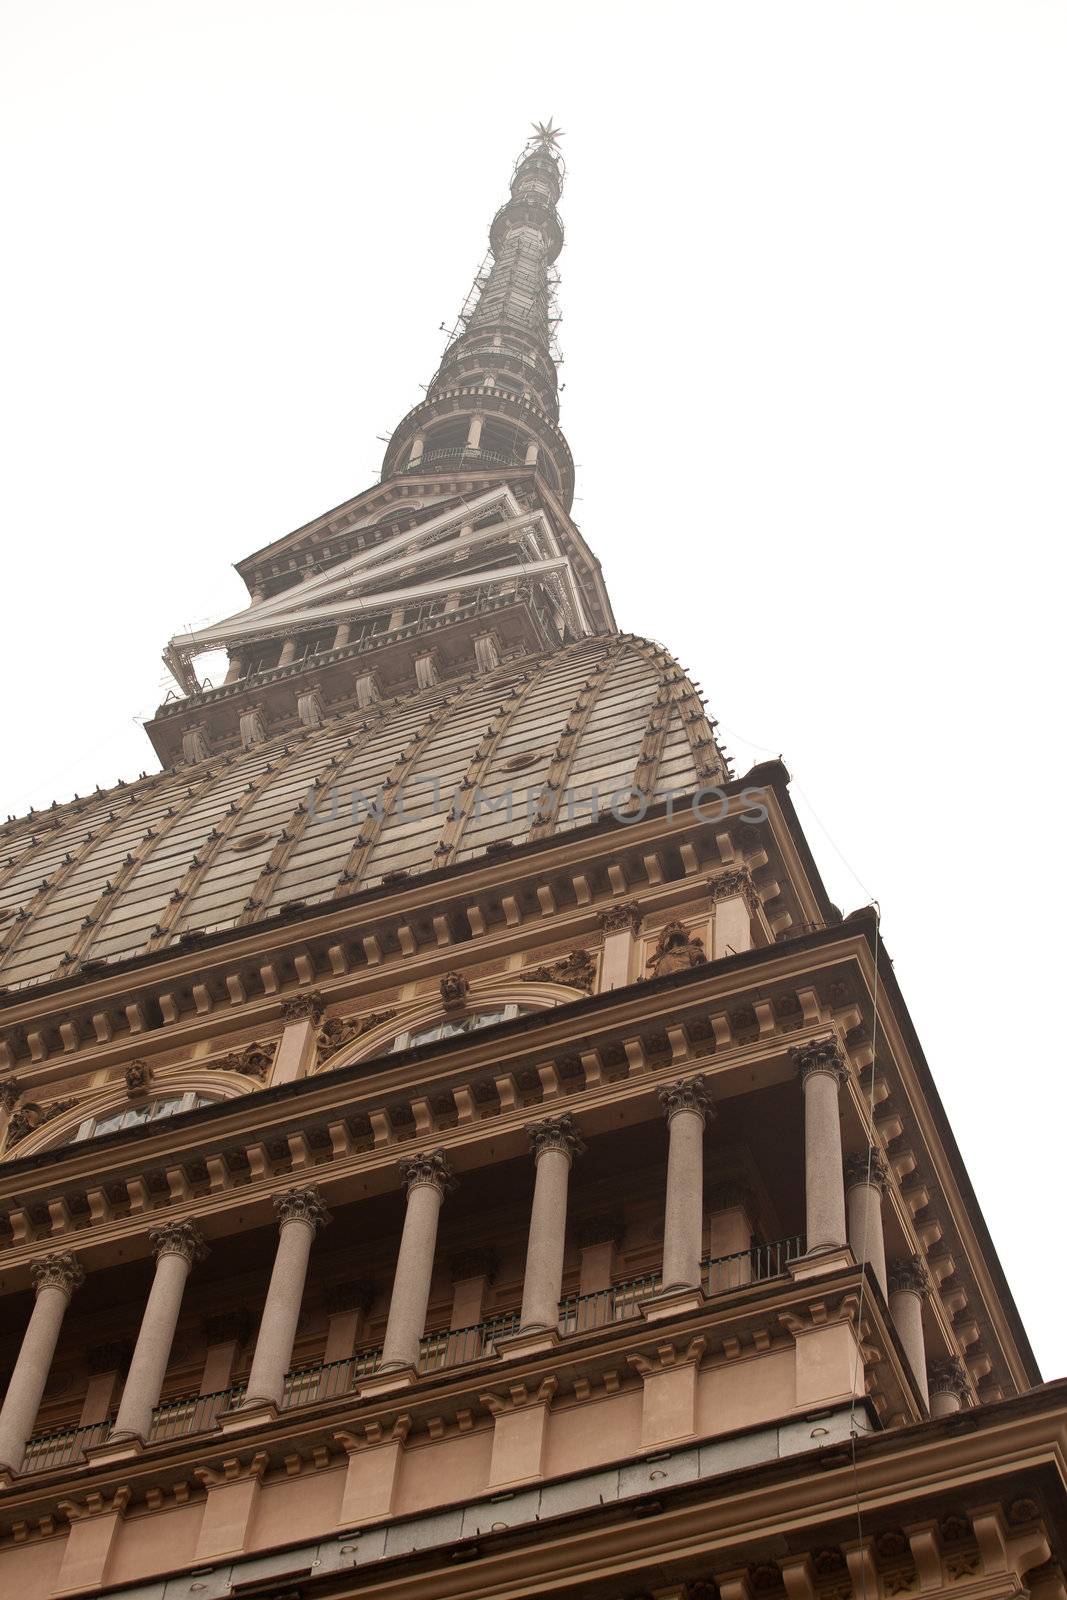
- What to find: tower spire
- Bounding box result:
[381,127,574,508]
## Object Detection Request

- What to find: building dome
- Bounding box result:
[0,635,724,992]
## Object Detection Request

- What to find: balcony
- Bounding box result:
[402,446,523,473]
[19,1241,803,1476]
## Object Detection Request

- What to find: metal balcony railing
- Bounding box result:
[700,1236,805,1296]
[557,1270,662,1336]
[403,446,522,472]
[19,1246,805,1475]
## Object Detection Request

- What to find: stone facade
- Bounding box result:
[0,126,1058,1600]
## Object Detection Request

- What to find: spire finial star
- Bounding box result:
[531,118,564,151]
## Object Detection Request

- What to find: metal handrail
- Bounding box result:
[557,1270,662,1336]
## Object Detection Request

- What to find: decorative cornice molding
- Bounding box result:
[658,1072,714,1125]
[149,1218,209,1265]
[279,990,327,1024]
[399,1147,457,1196]
[843,1148,890,1192]
[888,1254,930,1297]
[597,900,643,935]
[275,1184,331,1232]
[31,1250,85,1299]
[526,1112,586,1163]
[790,1037,848,1085]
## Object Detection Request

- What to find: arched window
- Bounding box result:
[390,1004,530,1052]
[70,1092,211,1144]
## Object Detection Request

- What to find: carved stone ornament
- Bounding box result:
[203,1309,251,1346]
[86,1341,131,1375]
[706,1179,755,1215]
[317,1009,398,1065]
[324,1278,377,1315]
[597,899,643,935]
[658,1073,714,1125]
[30,1251,85,1299]
[439,971,470,1010]
[124,1059,151,1097]
[398,1147,457,1196]
[280,990,327,1024]
[790,1037,848,1085]
[5,1096,78,1147]
[646,920,707,978]
[274,1185,331,1232]
[149,1219,209,1265]
[928,1354,969,1397]
[526,1112,586,1163]
[448,1248,499,1284]
[887,1254,930,1297]
[215,1041,277,1080]
[521,948,596,993]
[842,1148,890,1192]
[708,867,759,908]
[0,1075,22,1113]
[575,1215,624,1250]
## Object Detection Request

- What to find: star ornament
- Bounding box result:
[531,118,564,150]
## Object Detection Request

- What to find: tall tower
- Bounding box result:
[0,129,1062,1600]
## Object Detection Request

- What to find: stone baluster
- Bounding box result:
[110,1221,208,1443]
[888,1254,931,1407]
[657,1074,713,1292]
[843,1149,889,1297]
[241,1187,331,1410]
[379,1150,456,1372]
[928,1354,969,1417]
[0,1252,84,1475]
[791,1039,848,1252]
[518,1114,585,1330]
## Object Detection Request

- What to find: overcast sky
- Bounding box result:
[2,1,1064,1379]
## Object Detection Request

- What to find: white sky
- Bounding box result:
[2,2,1065,1380]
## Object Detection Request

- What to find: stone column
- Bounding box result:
[657,1075,713,1292]
[597,901,643,992]
[380,1150,456,1372]
[333,620,351,650]
[278,637,298,667]
[708,868,757,958]
[111,1221,208,1443]
[518,1114,585,1330]
[844,1149,889,1297]
[242,1187,330,1410]
[467,413,484,449]
[791,1039,848,1252]
[0,1252,84,1475]
[928,1355,969,1417]
[888,1255,930,1407]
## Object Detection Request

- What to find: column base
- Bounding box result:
[217,1401,279,1435]
[789,1244,854,1282]
[356,1367,416,1400]
[84,1434,143,1466]
[640,1283,705,1323]
[494,1325,560,1359]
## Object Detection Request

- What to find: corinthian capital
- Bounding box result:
[30,1250,85,1300]
[843,1148,890,1192]
[790,1037,848,1085]
[658,1073,714,1125]
[708,867,758,907]
[888,1254,930,1297]
[150,1219,209,1265]
[275,1185,331,1232]
[280,990,327,1024]
[399,1148,457,1196]
[928,1355,969,1398]
[597,899,643,934]
[526,1112,586,1164]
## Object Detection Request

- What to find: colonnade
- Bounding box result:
[0,1037,957,1475]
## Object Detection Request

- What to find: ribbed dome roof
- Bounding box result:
[0,637,724,993]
